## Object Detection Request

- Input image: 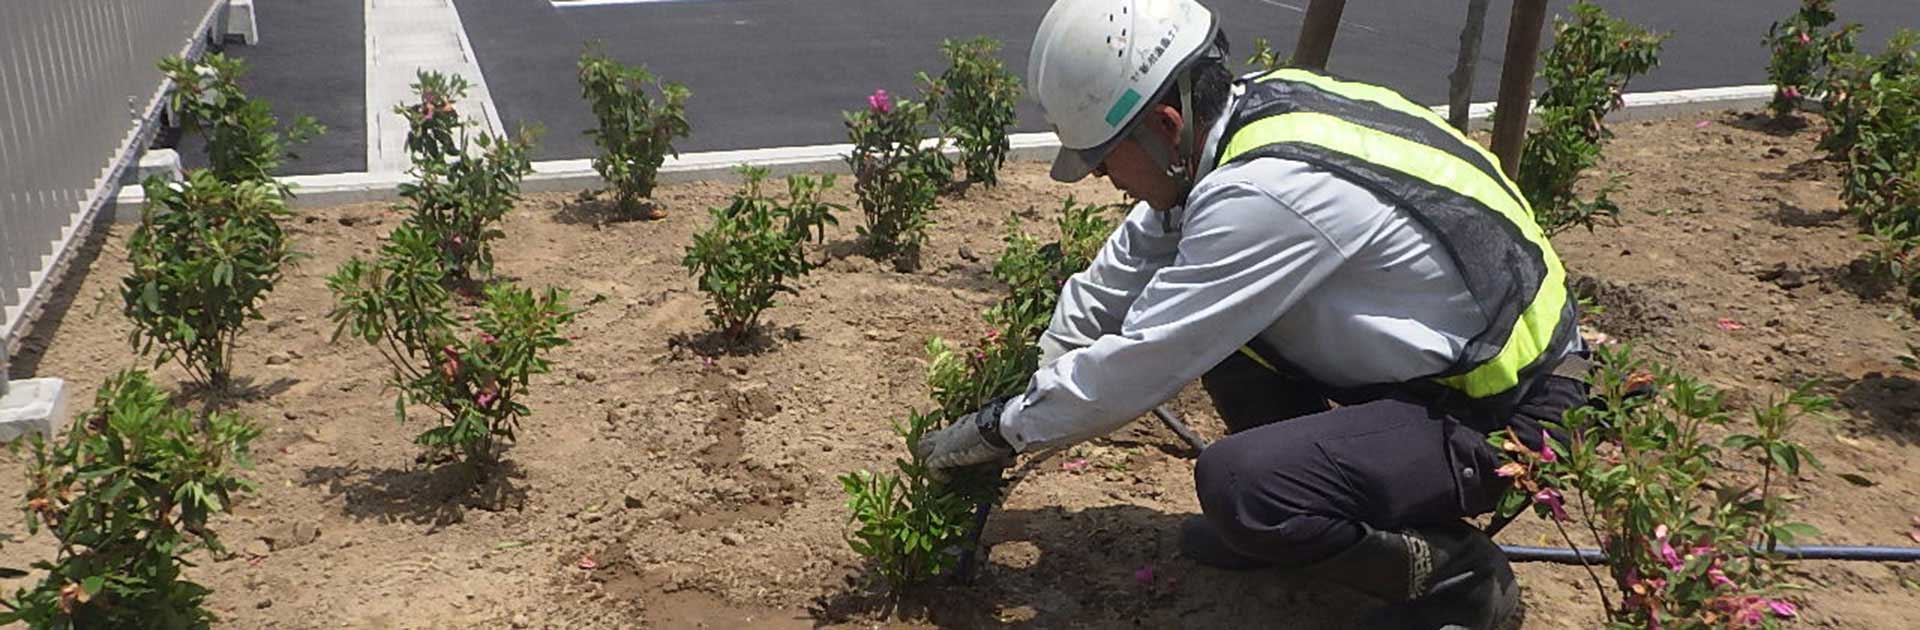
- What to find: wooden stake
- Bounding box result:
[1448,0,1493,132]
[1291,0,1348,70]
[1491,0,1550,180]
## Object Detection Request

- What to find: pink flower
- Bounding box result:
[1534,488,1568,521]
[1767,600,1797,618]
[478,332,498,344]
[1708,565,1733,587]
[476,387,498,408]
[867,89,892,114]
[1784,85,1802,100]
[1654,525,1683,570]
[1538,430,1558,463]
[1798,32,1812,45]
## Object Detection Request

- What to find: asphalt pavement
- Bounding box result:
[181,0,365,176]
[222,0,1918,173]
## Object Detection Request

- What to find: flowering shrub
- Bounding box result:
[1,370,259,628]
[923,37,1022,186]
[845,89,949,270]
[395,71,538,285]
[578,46,692,218]
[1821,31,1920,311]
[123,171,298,392]
[1764,0,1859,119]
[841,200,1114,589]
[682,167,842,343]
[1518,1,1665,235]
[328,223,575,468]
[1497,345,1830,628]
[158,54,321,189]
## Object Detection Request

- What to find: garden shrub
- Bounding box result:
[1764,0,1859,119]
[394,71,538,285]
[1499,345,1830,628]
[328,224,575,469]
[841,199,1115,589]
[1517,0,1665,235]
[845,89,949,270]
[923,37,1021,187]
[682,167,843,343]
[577,46,692,219]
[123,171,298,392]
[1821,31,1920,310]
[1,370,259,629]
[158,54,322,190]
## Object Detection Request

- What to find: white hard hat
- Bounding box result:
[1028,0,1220,182]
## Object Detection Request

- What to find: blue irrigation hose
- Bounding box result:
[1502,545,1920,564]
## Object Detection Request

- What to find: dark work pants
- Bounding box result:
[1193,351,1587,567]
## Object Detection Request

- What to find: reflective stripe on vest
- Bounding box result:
[1217,68,1576,402]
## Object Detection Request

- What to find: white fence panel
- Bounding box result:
[1,0,225,381]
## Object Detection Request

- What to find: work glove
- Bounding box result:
[915,397,1016,474]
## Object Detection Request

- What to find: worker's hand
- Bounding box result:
[915,397,1016,474]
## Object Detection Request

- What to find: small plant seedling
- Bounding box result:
[1516,1,1665,236]
[578,45,692,219]
[922,37,1022,187]
[1246,37,1289,72]
[1764,0,1859,119]
[1496,345,1829,627]
[845,89,950,270]
[328,223,576,470]
[1,370,260,628]
[682,167,843,344]
[394,70,539,285]
[158,53,322,191]
[123,171,299,392]
[841,199,1116,590]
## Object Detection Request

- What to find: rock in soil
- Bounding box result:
[265,521,321,551]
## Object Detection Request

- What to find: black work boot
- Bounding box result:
[1178,515,1273,571]
[1313,522,1524,630]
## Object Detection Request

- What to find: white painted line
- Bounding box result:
[106,83,1778,214]
[445,0,508,138]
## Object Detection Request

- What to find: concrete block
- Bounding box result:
[0,378,70,443]
[121,148,184,187]
[226,0,259,46]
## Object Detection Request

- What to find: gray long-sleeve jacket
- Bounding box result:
[997,89,1502,452]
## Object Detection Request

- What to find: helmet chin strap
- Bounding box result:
[1130,71,1201,231]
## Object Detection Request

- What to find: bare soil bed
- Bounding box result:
[4,112,1917,629]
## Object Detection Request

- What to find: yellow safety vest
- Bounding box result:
[1217,68,1578,421]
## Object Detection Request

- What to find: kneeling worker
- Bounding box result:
[917,1,1590,628]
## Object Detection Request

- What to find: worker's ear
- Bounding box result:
[1150,104,1184,141]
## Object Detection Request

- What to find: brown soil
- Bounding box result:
[4,111,1917,629]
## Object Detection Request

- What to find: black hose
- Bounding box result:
[1503,544,1920,564]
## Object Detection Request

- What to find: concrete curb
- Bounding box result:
[107,83,1777,216]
